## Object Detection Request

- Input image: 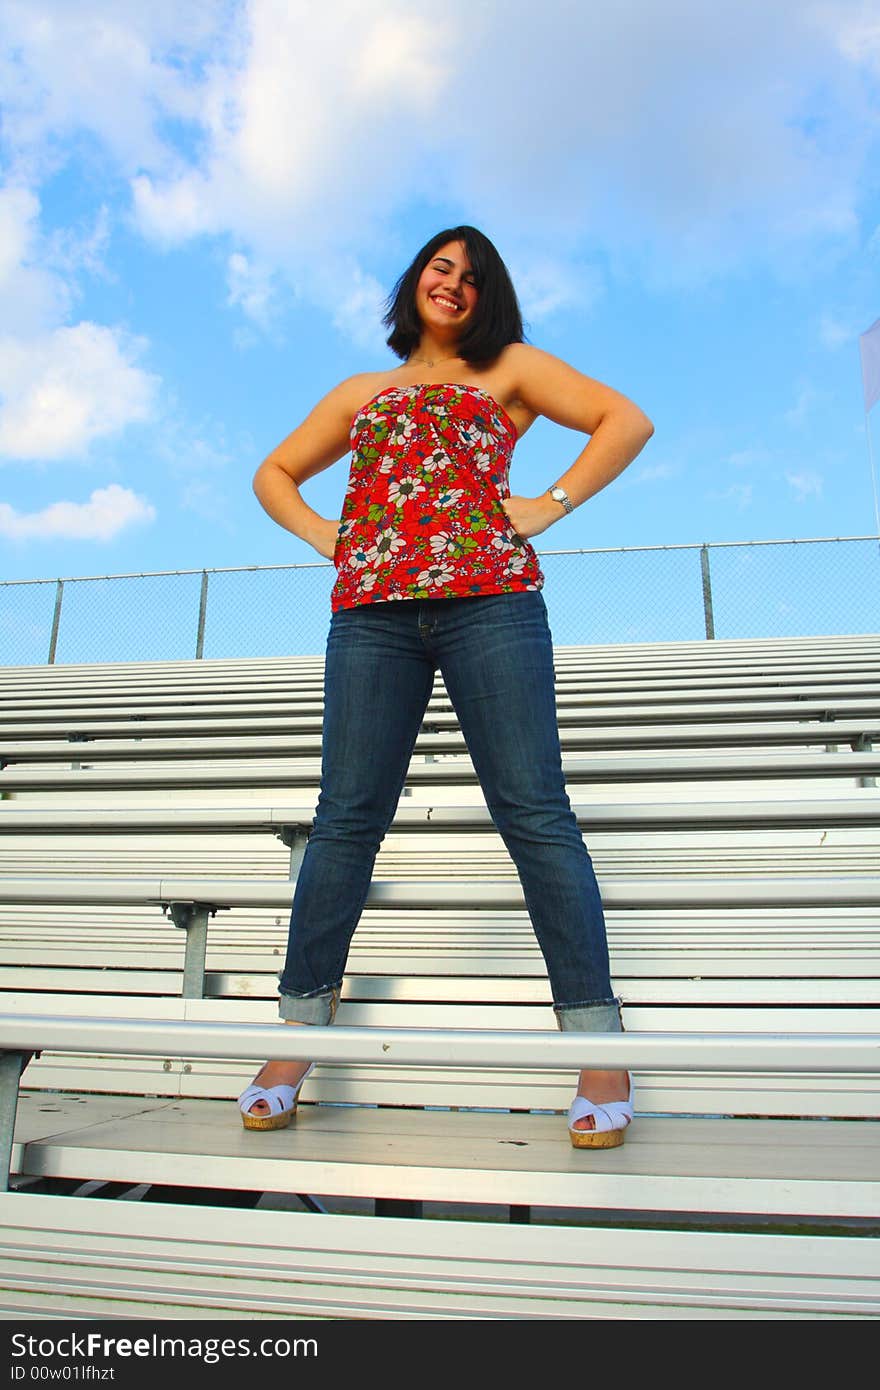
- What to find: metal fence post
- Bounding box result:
[47,579,64,664]
[1,537,877,663]
[195,570,209,659]
[700,544,716,640]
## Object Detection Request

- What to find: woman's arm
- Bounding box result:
[253,378,366,559]
[500,343,654,540]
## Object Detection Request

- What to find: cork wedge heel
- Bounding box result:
[238,1063,315,1131]
[568,1076,634,1149]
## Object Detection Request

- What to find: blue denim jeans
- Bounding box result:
[279,590,621,1035]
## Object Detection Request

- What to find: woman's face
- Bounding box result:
[415,240,479,336]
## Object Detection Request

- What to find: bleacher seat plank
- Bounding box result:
[9,1093,880,1219]
[2,704,877,751]
[1,795,878,834]
[3,748,878,792]
[1,630,878,1320]
[0,1193,877,1319]
[3,716,878,768]
[5,999,880,1117]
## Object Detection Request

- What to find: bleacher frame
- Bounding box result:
[0,632,878,1319]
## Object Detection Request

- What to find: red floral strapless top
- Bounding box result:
[330,382,544,612]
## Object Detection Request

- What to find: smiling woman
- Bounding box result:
[383,229,521,367]
[248,223,654,1145]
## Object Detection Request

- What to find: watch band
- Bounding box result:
[548,485,573,514]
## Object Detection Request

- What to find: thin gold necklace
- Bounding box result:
[407,352,462,368]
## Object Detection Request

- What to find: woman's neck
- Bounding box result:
[407,349,463,368]
[408,332,463,369]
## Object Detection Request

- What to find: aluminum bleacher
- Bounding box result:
[0,632,878,1319]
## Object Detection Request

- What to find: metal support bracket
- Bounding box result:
[852,734,876,788]
[277,825,310,879]
[163,901,224,999]
[420,722,439,763]
[296,1193,328,1214]
[0,1051,30,1193]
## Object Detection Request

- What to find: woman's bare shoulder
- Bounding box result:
[496,342,570,393]
[503,342,646,433]
[333,370,401,415]
[502,341,574,377]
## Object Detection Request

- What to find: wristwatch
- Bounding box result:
[548,484,574,514]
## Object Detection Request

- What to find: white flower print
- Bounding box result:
[346,544,372,570]
[351,402,387,439]
[388,415,417,448]
[435,487,464,509]
[356,569,378,594]
[460,422,496,449]
[367,527,407,565]
[387,475,425,506]
[429,530,456,557]
[331,381,542,613]
[422,448,452,473]
[417,563,455,588]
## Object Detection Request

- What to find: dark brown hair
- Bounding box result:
[383,225,526,363]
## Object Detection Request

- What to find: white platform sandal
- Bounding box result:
[568,1076,634,1149]
[238,1063,315,1132]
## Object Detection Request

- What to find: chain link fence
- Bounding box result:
[1,536,878,666]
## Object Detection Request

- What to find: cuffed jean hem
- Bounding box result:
[278,986,340,1026]
[554,998,623,1033]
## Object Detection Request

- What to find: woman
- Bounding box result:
[241,225,653,1147]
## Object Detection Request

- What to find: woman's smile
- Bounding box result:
[416,240,479,331]
[432,293,463,312]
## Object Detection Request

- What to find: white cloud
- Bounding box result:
[818,314,857,349]
[0,322,158,461]
[0,185,70,331]
[0,1,227,182]
[719,483,754,509]
[226,251,281,328]
[510,257,604,324]
[153,407,239,477]
[326,264,390,352]
[127,1,456,257]
[0,483,156,540]
[786,469,824,500]
[151,409,248,530]
[632,462,681,483]
[727,446,774,469]
[132,171,216,246]
[818,0,880,74]
[0,184,159,462]
[2,0,880,324]
[111,2,879,296]
[784,384,832,428]
[47,205,113,283]
[179,479,233,530]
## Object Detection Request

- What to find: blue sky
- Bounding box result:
[1,0,880,588]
